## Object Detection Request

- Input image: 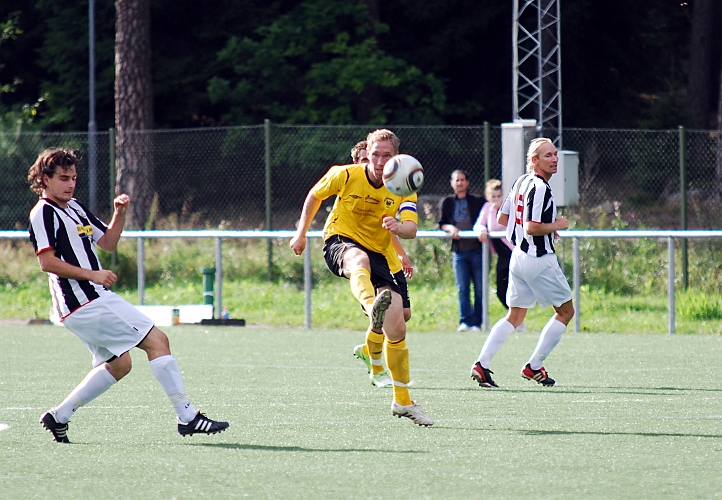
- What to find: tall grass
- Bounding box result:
[1,225,720,333]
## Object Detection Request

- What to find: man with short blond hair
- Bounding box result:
[470,138,574,388]
[291,129,433,426]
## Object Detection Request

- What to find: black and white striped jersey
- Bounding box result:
[28,198,108,318]
[500,173,557,257]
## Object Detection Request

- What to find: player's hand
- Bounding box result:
[449,226,460,239]
[477,227,488,243]
[92,270,117,287]
[382,216,399,234]
[401,254,414,278]
[555,216,569,231]
[290,233,306,255]
[113,194,130,216]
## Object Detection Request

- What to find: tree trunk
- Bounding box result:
[687,0,715,128]
[115,0,154,229]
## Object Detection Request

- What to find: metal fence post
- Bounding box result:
[264,119,273,282]
[137,236,145,305]
[573,237,580,333]
[109,127,117,267]
[668,236,675,334]
[481,240,490,331]
[679,125,688,289]
[304,241,312,329]
[215,237,223,319]
[483,121,490,184]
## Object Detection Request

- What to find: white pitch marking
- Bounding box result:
[0,423,10,432]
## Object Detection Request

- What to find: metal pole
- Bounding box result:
[215,237,223,320]
[109,128,117,267]
[88,0,97,212]
[679,126,688,289]
[668,236,675,334]
[512,1,520,120]
[265,119,273,282]
[481,241,490,331]
[304,242,312,329]
[573,237,580,333]
[137,237,145,305]
[483,121,490,184]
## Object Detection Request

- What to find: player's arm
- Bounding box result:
[37,251,117,287]
[391,234,413,278]
[524,216,568,236]
[97,194,130,252]
[383,217,417,239]
[290,191,323,255]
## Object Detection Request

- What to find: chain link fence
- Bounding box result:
[1,124,720,231]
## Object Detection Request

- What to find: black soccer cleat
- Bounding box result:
[521,363,555,386]
[471,362,498,388]
[178,412,229,436]
[40,410,70,443]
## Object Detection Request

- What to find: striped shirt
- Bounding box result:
[500,173,557,257]
[28,198,108,318]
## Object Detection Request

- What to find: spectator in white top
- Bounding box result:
[474,179,527,333]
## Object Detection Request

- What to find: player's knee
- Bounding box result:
[106,353,132,380]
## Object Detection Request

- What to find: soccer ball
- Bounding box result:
[382,154,425,196]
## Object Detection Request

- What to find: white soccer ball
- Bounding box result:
[382,154,425,196]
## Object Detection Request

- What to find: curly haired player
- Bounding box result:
[28,148,228,442]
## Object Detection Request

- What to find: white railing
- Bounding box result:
[3,229,721,333]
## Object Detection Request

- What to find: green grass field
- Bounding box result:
[2,324,722,499]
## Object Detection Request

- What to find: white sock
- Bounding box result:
[477,319,515,368]
[54,364,117,423]
[527,318,566,370]
[149,355,197,423]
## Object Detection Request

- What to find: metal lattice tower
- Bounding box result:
[513,0,562,148]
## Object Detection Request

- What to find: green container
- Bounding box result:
[201,267,215,307]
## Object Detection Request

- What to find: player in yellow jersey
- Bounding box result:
[349,140,413,388]
[290,129,433,426]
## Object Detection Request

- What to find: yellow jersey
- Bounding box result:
[312,164,418,272]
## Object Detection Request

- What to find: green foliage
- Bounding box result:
[3,231,721,334]
[677,291,722,321]
[207,0,445,125]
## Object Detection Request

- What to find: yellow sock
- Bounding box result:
[349,268,375,312]
[385,338,412,406]
[366,328,385,375]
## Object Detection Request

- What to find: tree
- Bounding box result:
[687,0,716,128]
[115,0,154,228]
[207,0,446,125]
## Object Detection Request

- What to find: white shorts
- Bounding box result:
[62,291,155,367]
[507,248,572,309]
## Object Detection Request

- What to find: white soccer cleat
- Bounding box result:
[391,401,434,427]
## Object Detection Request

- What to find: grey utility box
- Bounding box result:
[548,150,579,207]
[501,119,537,197]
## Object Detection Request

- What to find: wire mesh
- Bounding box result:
[1,124,720,231]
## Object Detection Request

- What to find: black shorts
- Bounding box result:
[323,235,410,308]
